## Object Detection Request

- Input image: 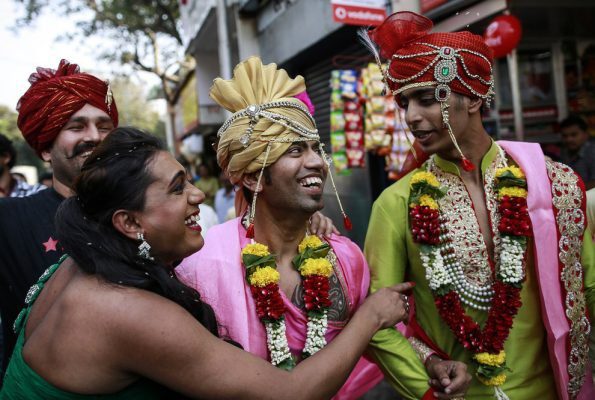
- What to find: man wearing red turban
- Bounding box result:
[362,11,594,400]
[0,59,118,379]
[17,59,119,196]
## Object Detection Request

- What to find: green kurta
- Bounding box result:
[365,142,594,399]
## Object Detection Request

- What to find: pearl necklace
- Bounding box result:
[408,154,532,396]
[428,149,508,310]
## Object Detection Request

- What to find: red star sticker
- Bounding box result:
[43,237,59,252]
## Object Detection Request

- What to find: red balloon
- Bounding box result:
[483,14,522,58]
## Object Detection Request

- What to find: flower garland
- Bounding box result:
[409,164,531,395]
[241,235,333,370]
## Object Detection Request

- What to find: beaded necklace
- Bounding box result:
[241,235,333,370]
[408,152,531,398]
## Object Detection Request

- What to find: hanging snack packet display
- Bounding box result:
[339,69,358,100]
[361,63,391,153]
[331,131,346,153]
[330,70,344,112]
[386,108,414,180]
[331,151,349,175]
[329,65,415,178]
[329,69,359,174]
[359,63,415,180]
[343,99,365,168]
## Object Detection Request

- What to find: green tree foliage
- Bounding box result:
[0,105,44,170]
[0,105,19,141]
[110,77,166,141]
[15,0,192,141]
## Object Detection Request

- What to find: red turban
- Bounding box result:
[17,59,119,156]
[369,12,494,106]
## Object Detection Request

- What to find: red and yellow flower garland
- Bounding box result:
[409,165,531,392]
[241,235,333,370]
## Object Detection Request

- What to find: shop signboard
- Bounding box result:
[331,0,386,27]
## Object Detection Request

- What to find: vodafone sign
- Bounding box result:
[331,0,387,27]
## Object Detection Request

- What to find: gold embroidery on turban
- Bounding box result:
[210,57,317,183]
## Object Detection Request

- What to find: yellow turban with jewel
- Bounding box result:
[210,57,318,184]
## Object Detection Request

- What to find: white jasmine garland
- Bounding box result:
[265,320,293,366]
[421,247,451,290]
[303,310,328,356]
[498,236,525,284]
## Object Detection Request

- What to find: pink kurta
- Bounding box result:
[177,218,384,399]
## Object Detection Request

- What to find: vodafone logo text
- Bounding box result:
[335,6,347,19]
[331,3,386,26]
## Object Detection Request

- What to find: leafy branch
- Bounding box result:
[14,0,193,142]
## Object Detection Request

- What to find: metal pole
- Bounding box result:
[216,0,232,80]
[552,41,568,120]
[507,49,524,141]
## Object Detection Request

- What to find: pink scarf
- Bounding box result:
[499,141,592,400]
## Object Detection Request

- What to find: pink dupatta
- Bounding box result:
[499,141,593,400]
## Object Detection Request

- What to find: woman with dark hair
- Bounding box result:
[0,127,411,399]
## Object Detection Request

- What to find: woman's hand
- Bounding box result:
[360,282,414,329]
[308,211,340,237]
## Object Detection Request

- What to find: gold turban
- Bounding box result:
[210,57,318,183]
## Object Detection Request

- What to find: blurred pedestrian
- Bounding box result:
[38,171,53,188]
[559,114,595,189]
[0,134,45,198]
[9,172,26,183]
[198,203,219,234]
[214,170,235,223]
[0,59,118,379]
[194,163,219,207]
[178,155,219,234]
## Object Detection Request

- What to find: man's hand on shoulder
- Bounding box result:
[425,355,471,399]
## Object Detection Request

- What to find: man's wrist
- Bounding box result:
[409,337,438,366]
[424,353,442,369]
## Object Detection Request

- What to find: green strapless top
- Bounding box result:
[0,256,162,399]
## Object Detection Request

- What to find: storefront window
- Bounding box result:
[494,49,558,141]
[497,50,556,109]
[567,40,595,136]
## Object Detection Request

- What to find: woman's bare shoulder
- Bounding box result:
[69,274,196,334]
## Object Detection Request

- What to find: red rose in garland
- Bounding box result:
[250,283,285,320]
[303,275,332,312]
